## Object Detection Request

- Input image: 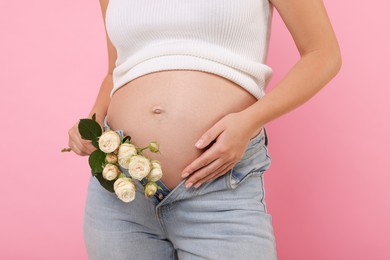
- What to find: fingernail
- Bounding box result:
[182,172,190,178]
[195,140,203,148]
[185,182,193,189]
[194,182,202,189]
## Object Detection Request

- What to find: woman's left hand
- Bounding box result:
[181,111,261,189]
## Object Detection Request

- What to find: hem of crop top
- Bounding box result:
[110,55,272,100]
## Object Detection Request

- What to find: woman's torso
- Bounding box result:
[107,70,259,190]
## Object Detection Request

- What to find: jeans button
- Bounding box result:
[158,193,164,200]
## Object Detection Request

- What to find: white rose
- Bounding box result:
[147,166,163,182]
[117,143,138,169]
[128,155,152,181]
[102,163,119,181]
[144,182,158,197]
[113,177,136,203]
[98,130,121,153]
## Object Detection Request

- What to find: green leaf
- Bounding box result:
[91,139,99,149]
[95,173,115,193]
[78,118,102,141]
[90,168,97,177]
[89,149,106,174]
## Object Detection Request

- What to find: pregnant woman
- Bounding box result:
[67,0,341,259]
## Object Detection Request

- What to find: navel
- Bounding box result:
[152,106,164,115]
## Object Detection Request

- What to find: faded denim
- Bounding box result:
[83,115,278,260]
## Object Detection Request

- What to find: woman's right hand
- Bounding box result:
[67,120,102,156]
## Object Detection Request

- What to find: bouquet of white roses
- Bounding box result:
[63,113,163,203]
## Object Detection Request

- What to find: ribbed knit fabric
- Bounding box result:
[105,0,274,100]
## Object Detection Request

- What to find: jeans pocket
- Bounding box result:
[225,142,272,190]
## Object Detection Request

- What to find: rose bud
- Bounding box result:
[148,141,160,153]
[117,143,138,169]
[102,163,120,181]
[144,182,158,197]
[147,166,163,182]
[128,155,152,181]
[150,159,162,169]
[105,153,118,164]
[98,130,121,153]
[113,177,137,203]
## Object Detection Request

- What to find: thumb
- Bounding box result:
[195,122,224,149]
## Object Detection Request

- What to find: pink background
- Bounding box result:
[1,1,389,259]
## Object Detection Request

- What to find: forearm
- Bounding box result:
[242,49,342,132]
[87,74,113,122]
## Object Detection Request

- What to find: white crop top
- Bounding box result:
[105,0,274,100]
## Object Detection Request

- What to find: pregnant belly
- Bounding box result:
[106,70,259,190]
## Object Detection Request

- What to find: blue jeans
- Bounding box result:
[83,115,278,260]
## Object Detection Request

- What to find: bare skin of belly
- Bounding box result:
[106,70,260,190]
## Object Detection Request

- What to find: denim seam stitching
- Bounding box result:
[259,173,267,213]
[155,207,170,238]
